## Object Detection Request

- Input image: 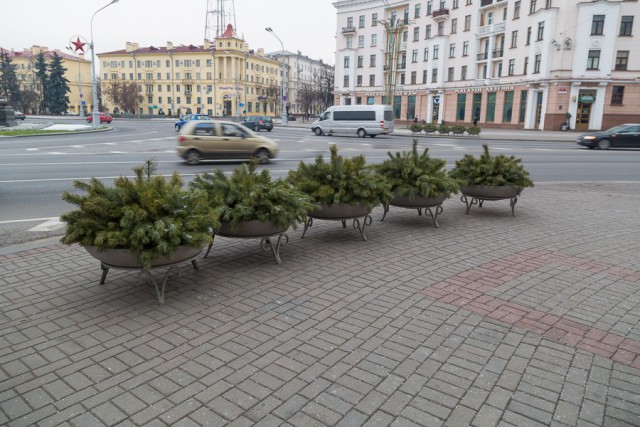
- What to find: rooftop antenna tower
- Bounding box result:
[205,0,237,41]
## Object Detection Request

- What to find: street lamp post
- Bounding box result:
[265,27,288,126]
[90,0,119,128]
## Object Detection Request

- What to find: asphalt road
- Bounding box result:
[1,118,639,246]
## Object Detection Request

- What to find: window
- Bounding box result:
[472,93,482,122]
[545,0,552,7]
[461,65,467,80]
[411,71,417,84]
[519,90,527,122]
[533,54,541,73]
[415,3,421,18]
[587,50,600,69]
[526,27,532,45]
[358,35,365,48]
[343,75,349,87]
[486,92,496,122]
[591,15,605,35]
[347,37,353,48]
[400,73,405,85]
[423,69,428,83]
[537,21,544,41]
[357,75,363,86]
[508,59,515,75]
[611,86,624,105]
[524,57,529,74]
[447,67,455,81]
[433,45,439,59]
[615,51,629,70]
[424,48,429,61]
[412,49,418,62]
[466,0,472,4]
[413,27,420,41]
[371,34,377,46]
[453,0,459,8]
[372,13,378,26]
[369,74,375,86]
[620,16,634,36]
[344,57,350,68]
[357,56,363,68]
[426,25,432,39]
[464,15,471,31]
[451,18,458,34]
[457,94,466,121]
[449,43,456,58]
[347,17,353,27]
[462,41,469,56]
[399,53,407,69]
[431,68,438,83]
[438,22,445,36]
[427,1,433,15]
[529,0,537,14]
[511,31,518,48]
[487,12,494,25]
[370,54,376,67]
[359,15,365,28]
[503,91,514,123]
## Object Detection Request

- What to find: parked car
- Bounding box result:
[177,120,279,165]
[240,115,274,132]
[174,114,211,131]
[14,111,26,120]
[85,113,113,124]
[576,124,640,149]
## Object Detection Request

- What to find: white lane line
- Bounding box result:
[109,151,126,154]
[0,217,59,225]
[26,148,38,151]
[70,145,84,148]
[28,218,65,232]
[47,152,66,155]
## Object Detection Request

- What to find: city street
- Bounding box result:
[1,119,640,246]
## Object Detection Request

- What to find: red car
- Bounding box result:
[86,113,113,124]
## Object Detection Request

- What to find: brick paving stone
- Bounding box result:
[1,183,640,425]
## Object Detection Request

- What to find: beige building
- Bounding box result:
[98,25,283,117]
[334,0,640,131]
[3,45,93,115]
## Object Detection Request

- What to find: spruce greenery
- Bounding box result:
[61,159,218,270]
[190,159,316,231]
[288,144,391,210]
[451,125,466,135]
[45,53,70,115]
[449,144,534,188]
[376,139,459,200]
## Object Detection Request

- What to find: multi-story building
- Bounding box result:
[3,45,92,115]
[266,50,335,116]
[98,25,283,117]
[334,0,640,131]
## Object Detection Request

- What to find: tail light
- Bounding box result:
[178,136,186,144]
[380,120,384,128]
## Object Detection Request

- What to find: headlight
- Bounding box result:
[583,136,597,140]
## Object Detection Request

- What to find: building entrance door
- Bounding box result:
[534,92,543,128]
[223,100,232,116]
[576,103,592,131]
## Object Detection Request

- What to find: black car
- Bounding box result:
[576,124,640,149]
[240,116,273,132]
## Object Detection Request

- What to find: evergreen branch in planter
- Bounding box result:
[375,139,459,200]
[449,144,534,188]
[61,159,219,270]
[190,159,316,231]
[288,144,391,210]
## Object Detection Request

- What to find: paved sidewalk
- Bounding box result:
[1,183,639,426]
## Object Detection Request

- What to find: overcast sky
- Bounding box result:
[0,0,338,64]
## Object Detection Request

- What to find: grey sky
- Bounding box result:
[0,0,338,64]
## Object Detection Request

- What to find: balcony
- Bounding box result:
[341,26,356,34]
[399,41,407,51]
[432,8,450,20]
[492,49,504,58]
[478,21,507,36]
[477,52,488,61]
[480,0,505,8]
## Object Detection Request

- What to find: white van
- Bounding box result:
[311,105,395,138]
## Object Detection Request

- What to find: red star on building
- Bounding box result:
[71,37,86,53]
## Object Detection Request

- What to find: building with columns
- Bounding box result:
[98,24,283,117]
[333,0,640,131]
[2,45,92,115]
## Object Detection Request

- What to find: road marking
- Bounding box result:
[47,152,66,155]
[109,151,126,154]
[70,145,84,148]
[28,218,65,232]
[26,148,38,151]
[0,217,59,225]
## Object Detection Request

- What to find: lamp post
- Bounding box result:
[90,0,119,128]
[265,27,288,126]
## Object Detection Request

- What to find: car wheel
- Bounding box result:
[254,125,260,132]
[314,127,323,136]
[185,150,202,165]
[357,129,367,138]
[267,128,272,132]
[597,139,611,150]
[369,134,377,138]
[253,148,270,164]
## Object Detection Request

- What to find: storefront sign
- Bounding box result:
[558,88,568,95]
[454,85,515,93]
[578,94,595,103]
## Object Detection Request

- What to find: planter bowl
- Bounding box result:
[216,220,288,238]
[460,185,521,199]
[84,245,204,269]
[310,203,370,219]
[389,194,448,208]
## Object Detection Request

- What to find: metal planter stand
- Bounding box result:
[84,245,204,304]
[301,204,373,241]
[204,221,289,265]
[460,186,522,216]
[381,194,448,228]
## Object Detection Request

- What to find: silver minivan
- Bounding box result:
[311,105,395,138]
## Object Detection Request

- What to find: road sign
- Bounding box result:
[239,103,244,107]
[433,96,440,105]
[153,105,158,109]
[81,101,86,106]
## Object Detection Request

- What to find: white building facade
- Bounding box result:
[333,0,640,130]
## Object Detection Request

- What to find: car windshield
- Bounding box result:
[605,125,629,133]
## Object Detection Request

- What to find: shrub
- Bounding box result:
[449,144,534,188]
[423,123,438,133]
[451,125,467,135]
[409,124,423,134]
[467,125,482,135]
[437,124,450,135]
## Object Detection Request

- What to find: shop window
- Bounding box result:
[611,86,624,105]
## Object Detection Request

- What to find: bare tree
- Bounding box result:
[102,79,141,114]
